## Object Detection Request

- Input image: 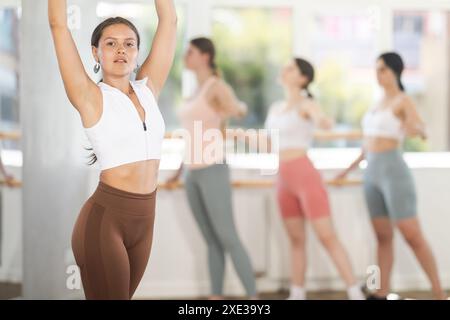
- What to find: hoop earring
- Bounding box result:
[134,64,140,74]
[94,62,101,74]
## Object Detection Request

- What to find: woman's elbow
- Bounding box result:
[48,19,67,31]
[235,102,248,118]
[405,122,427,139]
[172,14,178,25]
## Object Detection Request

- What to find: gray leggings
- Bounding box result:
[184,164,257,297]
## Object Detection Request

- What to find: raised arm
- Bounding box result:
[48,0,99,114]
[137,0,177,99]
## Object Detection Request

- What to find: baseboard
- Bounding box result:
[132,275,450,299]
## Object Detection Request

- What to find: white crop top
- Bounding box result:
[265,102,315,150]
[362,98,404,141]
[85,77,166,170]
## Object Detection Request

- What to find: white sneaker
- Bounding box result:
[286,293,306,300]
[286,285,306,300]
[347,284,365,300]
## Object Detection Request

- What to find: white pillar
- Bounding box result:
[21,0,99,299]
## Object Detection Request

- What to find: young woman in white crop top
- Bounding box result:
[49,0,177,300]
[265,58,365,300]
[337,52,446,300]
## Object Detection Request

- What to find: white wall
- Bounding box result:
[20,0,100,299]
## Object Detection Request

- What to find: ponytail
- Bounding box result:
[304,86,314,99]
[397,77,405,92]
[210,61,220,77]
[294,58,315,99]
[85,147,97,165]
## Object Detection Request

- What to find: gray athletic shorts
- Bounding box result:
[363,149,417,221]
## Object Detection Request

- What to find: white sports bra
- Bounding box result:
[265,102,315,150]
[84,77,166,170]
[362,96,404,141]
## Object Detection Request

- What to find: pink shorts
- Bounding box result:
[276,156,331,220]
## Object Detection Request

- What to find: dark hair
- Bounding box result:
[190,37,220,76]
[378,52,405,91]
[87,17,141,166]
[91,16,141,49]
[294,58,315,98]
[85,147,97,166]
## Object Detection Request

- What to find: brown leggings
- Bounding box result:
[72,181,157,300]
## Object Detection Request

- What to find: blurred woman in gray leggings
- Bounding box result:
[167,37,257,299]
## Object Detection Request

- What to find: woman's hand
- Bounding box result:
[333,170,349,186]
[332,150,365,187]
[236,102,248,119]
[4,173,15,188]
[165,174,181,190]
[165,163,184,190]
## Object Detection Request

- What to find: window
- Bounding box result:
[0,7,20,150]
[309,11,378,148]
[0,8,18,54]
[393,11,449,151]
[96,2,187,131]
[212,7,293,129]
[93,2,450,156]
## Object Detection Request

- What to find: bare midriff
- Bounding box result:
[100,159,160,194]
[364,137,400,153]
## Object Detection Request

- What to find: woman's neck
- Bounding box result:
[102,75,132,95]
[195,67,215,87]
[284,86,304,108]
[383,84,402,99]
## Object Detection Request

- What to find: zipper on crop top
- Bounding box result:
[144,122,148,158]
[143,121,148,158]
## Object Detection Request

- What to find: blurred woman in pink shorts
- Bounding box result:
[265,58,364,300]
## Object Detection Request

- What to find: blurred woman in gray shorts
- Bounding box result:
[337,52,446,300]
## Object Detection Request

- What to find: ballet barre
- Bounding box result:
[0,131,21,141]
[0,130,362,142]
[0,179,360,190]
[159,179,361,190]
[164,129,363,141]
[314,130,362,141]
[0,179,22,188]
[0,132,21,188]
